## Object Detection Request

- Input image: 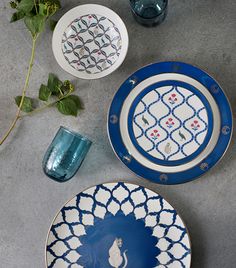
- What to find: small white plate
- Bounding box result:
[52,4,129,79]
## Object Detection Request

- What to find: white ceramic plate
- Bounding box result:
[108,62,233,184]
[46,182,191,267]
[52,4,129,79]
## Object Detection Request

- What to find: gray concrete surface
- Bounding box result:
[0,0,236,267]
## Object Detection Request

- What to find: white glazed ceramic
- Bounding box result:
[46,182,191,267]
[52,4,129,79]
[120,73,221,173]
[107,62,233,184]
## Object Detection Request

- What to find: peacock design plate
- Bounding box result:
[52,4,129,79]
[108,62,232,184]
[46,182,191,268]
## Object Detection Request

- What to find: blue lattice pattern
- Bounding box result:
[133,86,209,161]
[62,14,122,74]
[46,182,191,267]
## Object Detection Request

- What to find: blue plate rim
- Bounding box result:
[107,61,233,185]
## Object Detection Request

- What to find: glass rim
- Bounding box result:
[130,0,168,20]
[59,126,92,144]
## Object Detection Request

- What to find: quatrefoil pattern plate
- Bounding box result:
[46,182,191,268]
[52,4,129,79]
[108,62,232,184]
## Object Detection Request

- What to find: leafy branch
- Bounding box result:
[0,1,82,145]
[16,73,83,118]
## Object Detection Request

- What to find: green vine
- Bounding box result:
[0,1,83,145]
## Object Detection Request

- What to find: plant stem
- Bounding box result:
[0,37,38,145]
[34,0,38,14]
[19,92,73,118]
[57,86,64,97]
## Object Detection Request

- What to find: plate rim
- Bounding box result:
[52,4,129,80]
[107,61,233,185]
[45,180,192,268]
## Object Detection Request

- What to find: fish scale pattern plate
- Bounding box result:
[46,182,191,268]
[108,62,232,184]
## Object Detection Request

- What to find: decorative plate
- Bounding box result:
[108,62,232,184]
[46,182,191,268]
[52,4,129,79]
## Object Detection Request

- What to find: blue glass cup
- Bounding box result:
[130,0,168,27]
[42,127,92,182]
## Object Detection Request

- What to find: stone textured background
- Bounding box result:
[0,0,235,267]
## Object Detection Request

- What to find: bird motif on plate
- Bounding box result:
[179,130,186,141]
[142,115,149,126]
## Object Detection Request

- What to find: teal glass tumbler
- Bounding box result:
[130,0,168,27]
[42,127,92,182]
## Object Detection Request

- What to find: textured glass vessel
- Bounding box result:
[43,127,92,182]
[130,0,168,26]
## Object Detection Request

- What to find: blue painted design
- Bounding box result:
[108,62,233,184]
[128,80,213,166]
[78,213,159,267]
[154,86,173,159]
[144,89,162,155]
[180,94,196,156]
[46,182,191,267]
[195,107,209,146]
[133,100,146,140]
[166,86,186,160]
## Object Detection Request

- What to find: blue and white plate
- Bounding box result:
[46,182,191,268]
[108,62,232,184]
[52,4,129,80]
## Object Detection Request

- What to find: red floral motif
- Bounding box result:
[150,129,160,140]
[168,93,178,105]
[166,118,175,128]
[191,120,200,131]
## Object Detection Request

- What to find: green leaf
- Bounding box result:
[10,1,18,9]
[46,0,61,7]
[60,80,74,95]
[47,73,58,90]
[56,98,79,117]
[45,0,61,14]
[15,96,34,113]
[10,11,25,22]
[17,0,34,13]
[49,19,57,31]
[39,84,51,101]
[47,73,62,95]
[24,14,45,37]
[67,95,83,110]
[38,3,47,16]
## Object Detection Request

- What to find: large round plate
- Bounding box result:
[52,4,129,79]
[108,62,232,184]
[46,182,191,267]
